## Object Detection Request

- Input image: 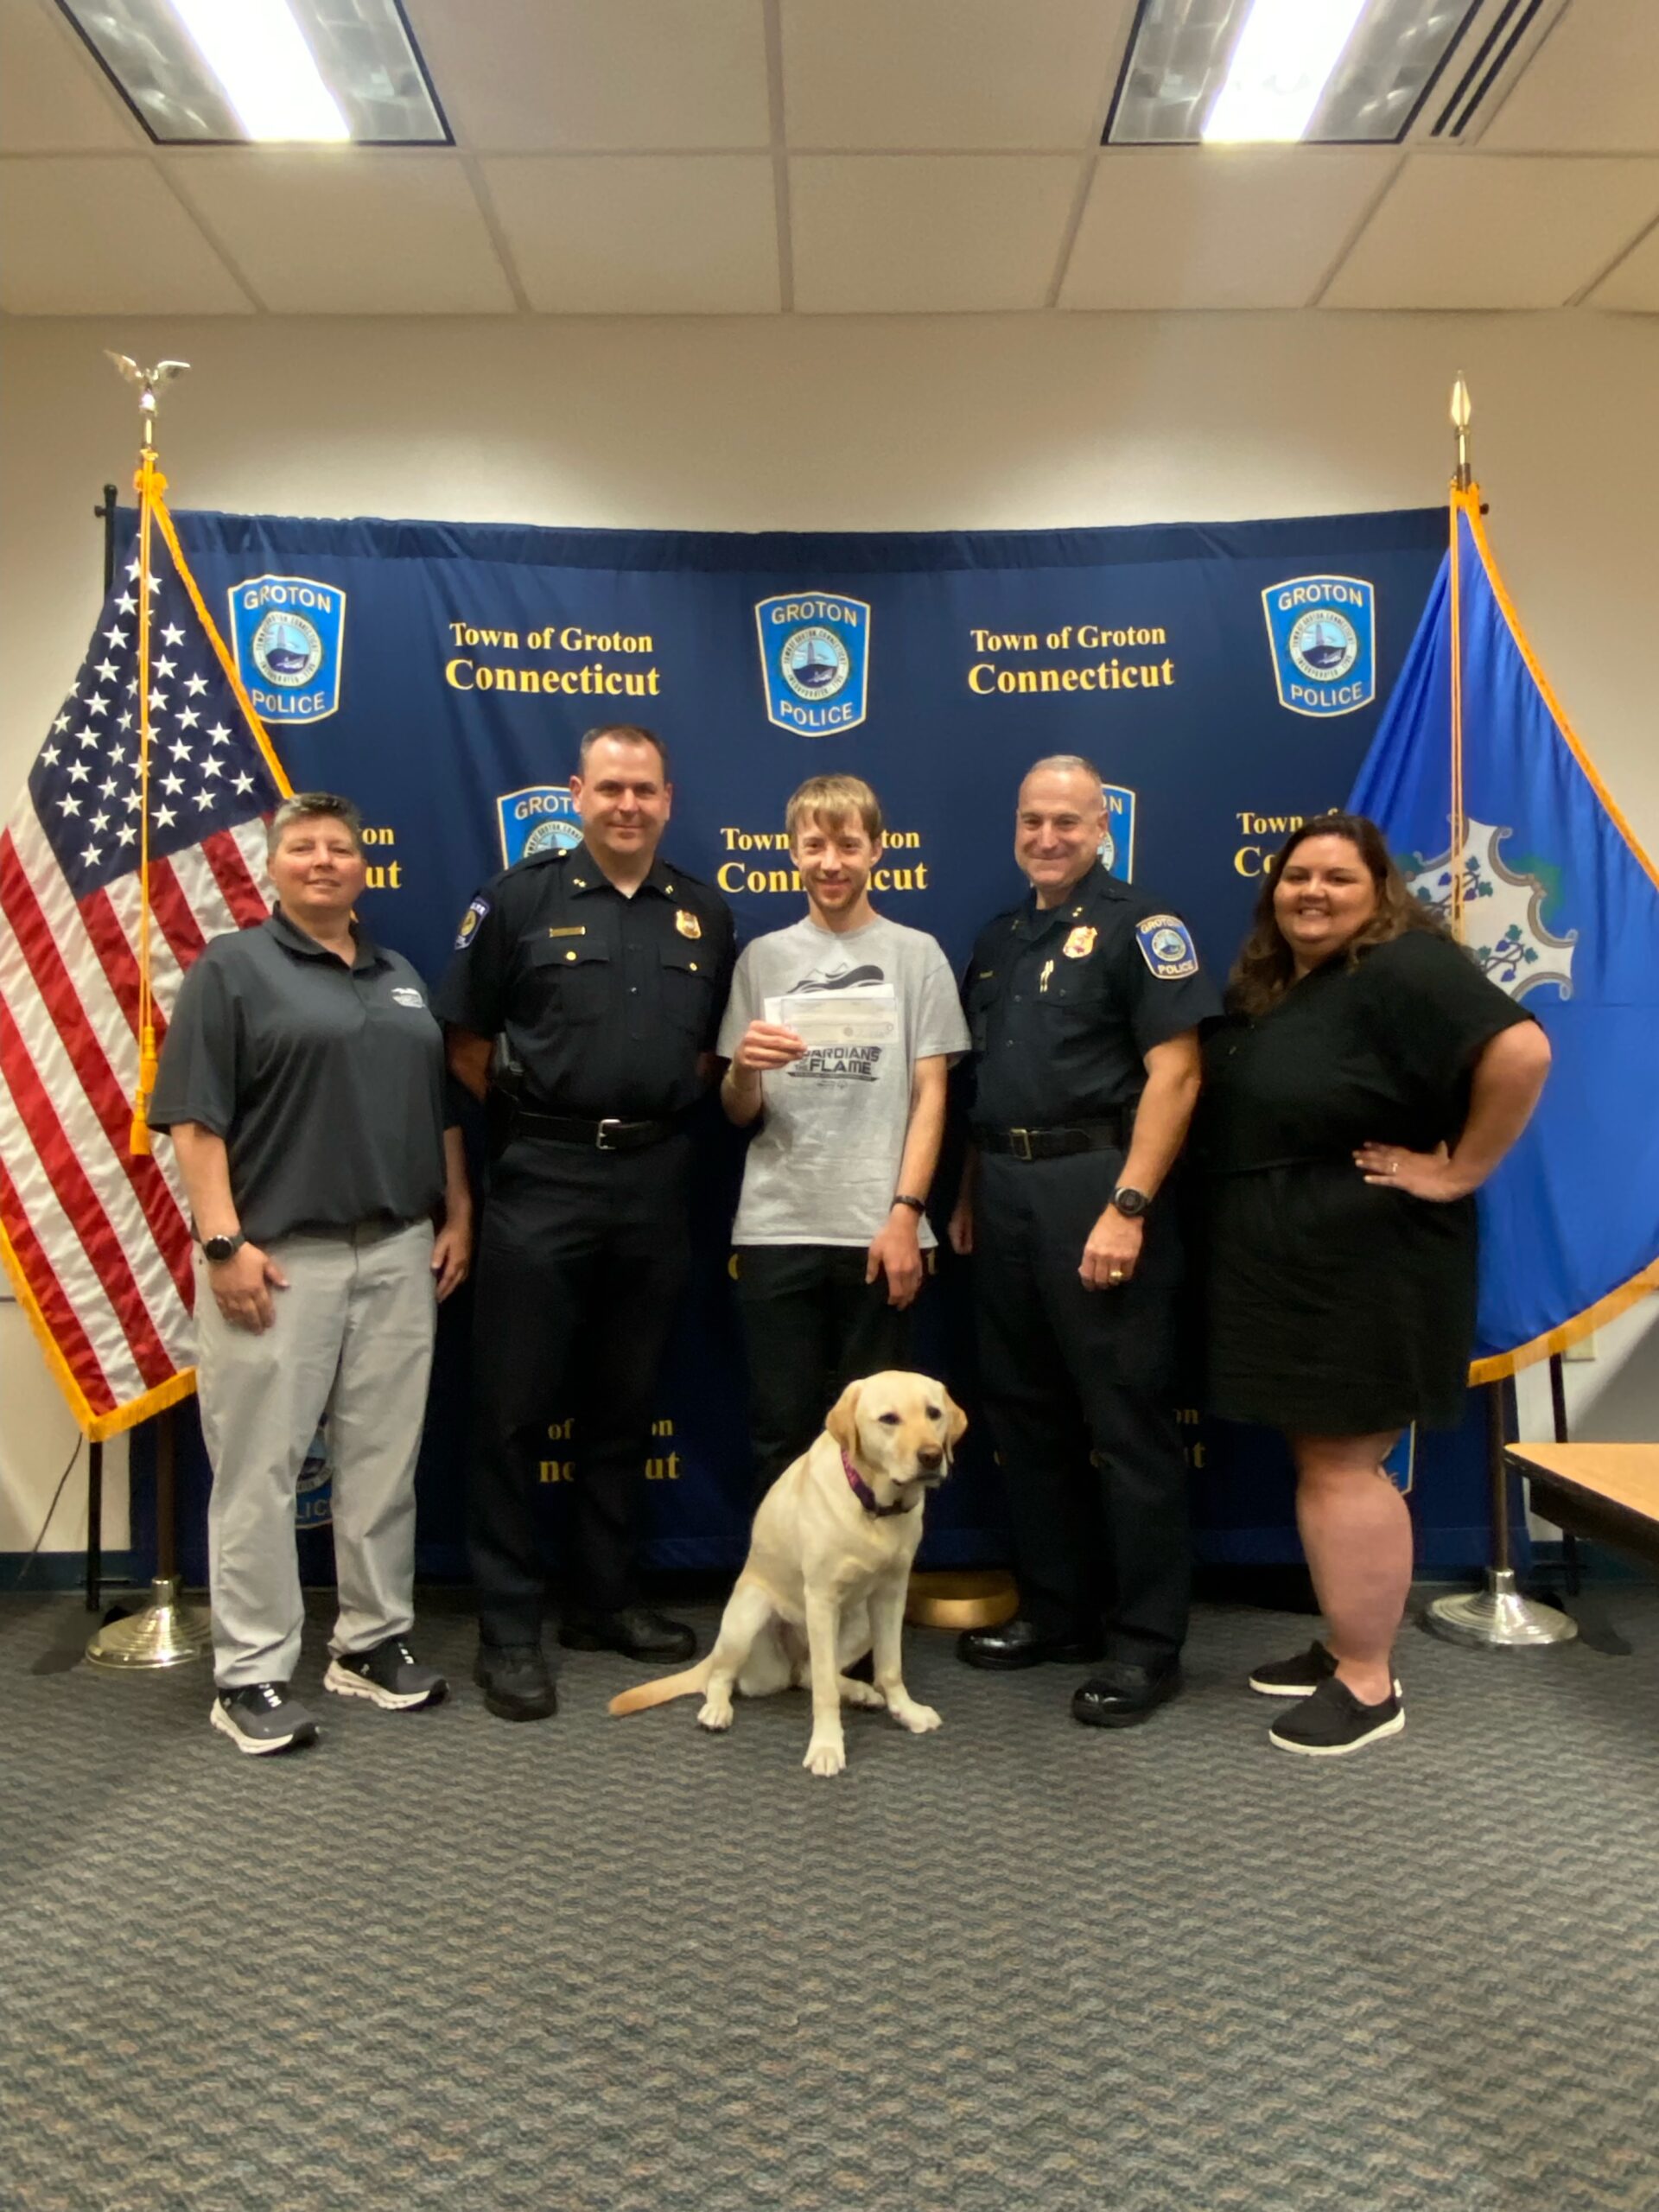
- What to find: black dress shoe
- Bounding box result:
[956,1616,1107,1672]
[558,1607,697,1662]
[474,1643,557,1722]
[1071,1656,1183,1728]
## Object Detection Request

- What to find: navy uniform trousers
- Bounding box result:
[467,1130,690,1645]
[974,1147,1190,1662]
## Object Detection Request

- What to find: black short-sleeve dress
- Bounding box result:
[1195,931,1534,1433]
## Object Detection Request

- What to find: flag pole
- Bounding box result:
[85,353,212,1673]
[1425,376,1577,1653]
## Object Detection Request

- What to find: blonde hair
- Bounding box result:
[785,773,884,846]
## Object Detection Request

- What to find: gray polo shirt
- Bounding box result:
[149,908,453,1245]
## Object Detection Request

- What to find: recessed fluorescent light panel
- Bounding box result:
[54,0,448,144]
[1107,0,1483,145]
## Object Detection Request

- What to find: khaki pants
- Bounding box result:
[194,1219,436,1688]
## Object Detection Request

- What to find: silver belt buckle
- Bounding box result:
[595,1117,622,1151]
[1009,1127,1033,1161]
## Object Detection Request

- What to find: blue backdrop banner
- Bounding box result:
[125,504,1497,1573]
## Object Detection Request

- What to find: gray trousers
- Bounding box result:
[194,1219,436,1688]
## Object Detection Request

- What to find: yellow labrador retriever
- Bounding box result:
[610,1371,966,1776]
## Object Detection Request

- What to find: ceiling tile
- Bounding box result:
[0,156,251,313]
[405,0,771,151]
[166,152,515,314]
[1322,155,1659,310]
[783,0,1134,149]
[1482,1,1659,156]
[481,155,779,312]
[791,154,1078,311]
[1061,148,1397,311]
[0,0,139,152]
[1588,219,1659,312]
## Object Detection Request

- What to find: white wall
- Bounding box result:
[3,308,1656,1552]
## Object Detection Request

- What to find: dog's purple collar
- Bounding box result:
[842,1450,915,1516]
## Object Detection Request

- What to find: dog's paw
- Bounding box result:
[838,1676,886,1710]
[803,1736,847,1777]
[696,1698,734,1732]
[891,1700,942,1734]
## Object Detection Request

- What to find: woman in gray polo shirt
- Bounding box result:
[150,792,472,1756]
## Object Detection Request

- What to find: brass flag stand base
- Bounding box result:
[1426,1383,1579,1652]
[906,1569,1018,1631]
[85,1409,211,1669]
[86,1573,212,1669]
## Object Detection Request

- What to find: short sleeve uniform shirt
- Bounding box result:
[434,842,734,1121]
[963,871,1221,1129]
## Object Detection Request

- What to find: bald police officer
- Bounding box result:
[436,725,734,1721]
[950,755,1219,1727]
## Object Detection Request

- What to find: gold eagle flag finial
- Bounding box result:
[105,352,190,453]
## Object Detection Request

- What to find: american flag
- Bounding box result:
[0,501,285,1437]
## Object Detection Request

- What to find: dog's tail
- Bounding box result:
[608,1655,715,1717]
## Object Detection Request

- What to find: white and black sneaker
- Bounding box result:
[1249,1638,1339,1697]
[324,1637,447,1711]
[1268,1675,1405,1758]
[210,1681,320,1756]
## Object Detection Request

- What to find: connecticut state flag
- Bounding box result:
[1349,488,1659,1376]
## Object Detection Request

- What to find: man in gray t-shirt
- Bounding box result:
[718,775,968,1496]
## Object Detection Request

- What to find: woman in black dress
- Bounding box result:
[1198,814,1552,1757]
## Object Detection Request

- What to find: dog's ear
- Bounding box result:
[942,1389,969,1448]
[824,1379,863,1455]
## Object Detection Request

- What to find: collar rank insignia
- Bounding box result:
[1063,925,1096,960]
[675,908,702,939]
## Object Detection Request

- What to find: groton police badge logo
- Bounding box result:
[754,593,871,735]
[1097,784,1136,882]
[228,574,346,724]
[1262,575,1375,719]
[496,785,582,868]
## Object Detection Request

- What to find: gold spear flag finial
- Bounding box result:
[105,352,190,454]
[1450,372,1472,492]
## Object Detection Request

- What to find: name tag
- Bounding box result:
[546,925,586,938]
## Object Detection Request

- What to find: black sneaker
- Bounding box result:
[324,1637,448,1712]
[1249,1640,1402,1700]
[1248,1639,1339,1698]
[1268,1675,1404,1758]
[210,1681,320,1757]
[474,1642,557,1721]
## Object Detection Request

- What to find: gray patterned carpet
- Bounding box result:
[3,1584,1656,2212]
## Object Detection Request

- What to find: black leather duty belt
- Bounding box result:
[514,1108,679,1153]
[976,1116,1126,1162]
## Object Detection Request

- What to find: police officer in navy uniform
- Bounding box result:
[950,754,1219,1727]
[436,724,734,1721]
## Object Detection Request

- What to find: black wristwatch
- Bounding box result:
[892,1194,926,1215]
[1109,1185,1148,1219]
[201,1232,248,1265]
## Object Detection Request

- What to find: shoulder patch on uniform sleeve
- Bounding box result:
[1135,913,1199,980]
[454,896,490,950]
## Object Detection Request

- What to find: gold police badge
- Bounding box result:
[675,908,702,939]
[1063,925,1096,959]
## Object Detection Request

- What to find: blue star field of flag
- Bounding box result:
[28,532,281,900]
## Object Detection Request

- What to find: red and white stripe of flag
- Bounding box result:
[0,813,270,1436]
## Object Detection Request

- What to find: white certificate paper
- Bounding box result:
[765,987,899,1050]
